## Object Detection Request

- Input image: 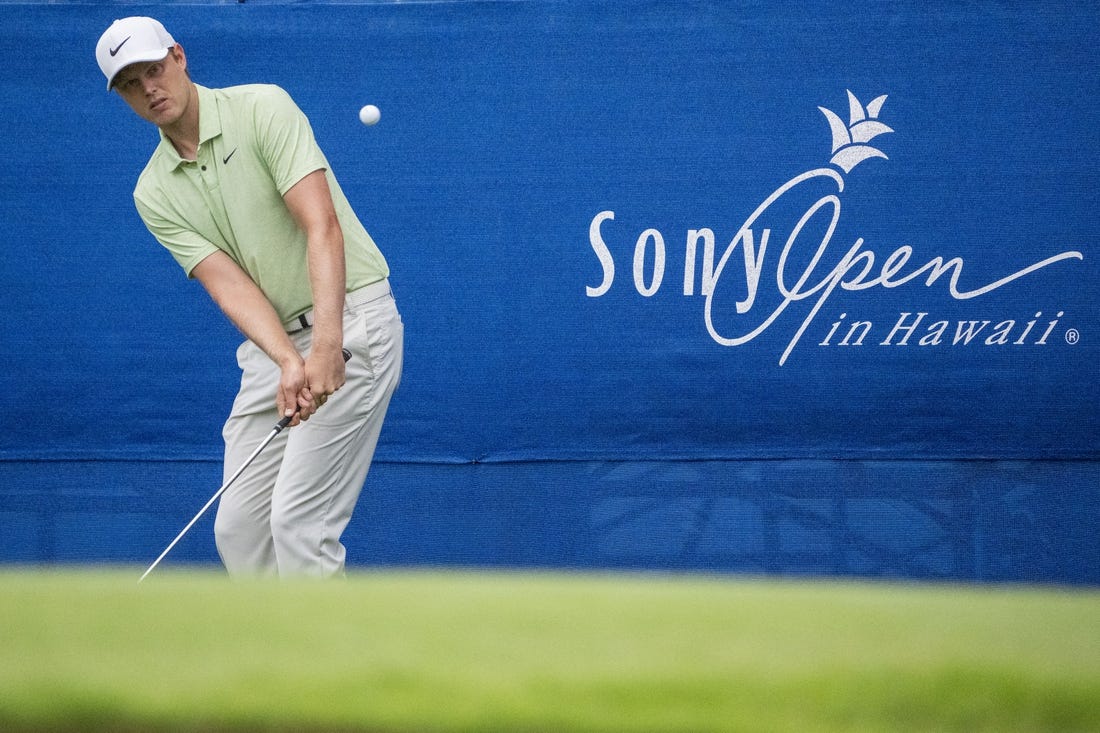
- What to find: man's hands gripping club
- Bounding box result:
[277,343,349,427]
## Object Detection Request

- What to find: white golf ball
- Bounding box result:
[358,104,381,126]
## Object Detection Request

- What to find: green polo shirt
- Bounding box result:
[133,84,389,322]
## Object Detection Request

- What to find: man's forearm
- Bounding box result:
[192,250,301,368]
[305,224,347,353]
[284,170,348,357]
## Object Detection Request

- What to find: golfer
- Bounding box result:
[96,17,403,577]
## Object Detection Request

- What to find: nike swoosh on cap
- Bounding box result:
[109,36,132,57]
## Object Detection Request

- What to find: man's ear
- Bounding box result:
[171,44,188,73]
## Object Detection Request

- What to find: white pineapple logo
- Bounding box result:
[819,90,893,173]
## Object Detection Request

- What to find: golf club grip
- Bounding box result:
[276,348,353,429]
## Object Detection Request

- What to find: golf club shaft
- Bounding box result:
[137,417,290,583]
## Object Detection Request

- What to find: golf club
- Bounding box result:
[138,348,351,583]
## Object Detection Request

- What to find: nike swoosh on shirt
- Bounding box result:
[109,37,131,57]
[223,148,238,165]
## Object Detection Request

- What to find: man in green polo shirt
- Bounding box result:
[96,16,403,577]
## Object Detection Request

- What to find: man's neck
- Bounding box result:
[163,83,201,161]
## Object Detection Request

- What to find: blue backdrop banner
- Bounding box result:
[1,1,1096,583]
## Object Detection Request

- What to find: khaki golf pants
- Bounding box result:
[213,279,403,577]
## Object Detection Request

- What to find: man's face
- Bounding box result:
[113,45,192,128]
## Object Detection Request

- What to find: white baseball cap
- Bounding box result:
[96,17,176,91]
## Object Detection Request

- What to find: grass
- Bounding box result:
[0,568,1096,732]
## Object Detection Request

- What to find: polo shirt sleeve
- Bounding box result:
[254,86,329,196]
[134,186,221,277]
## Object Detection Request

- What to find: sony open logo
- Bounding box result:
[585,90,1083,365]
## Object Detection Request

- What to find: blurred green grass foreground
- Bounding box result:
[0,568,1097,732]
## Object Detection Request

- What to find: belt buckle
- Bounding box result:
[288,312,312,334]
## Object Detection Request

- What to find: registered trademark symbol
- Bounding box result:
[1065,329,1080,345]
